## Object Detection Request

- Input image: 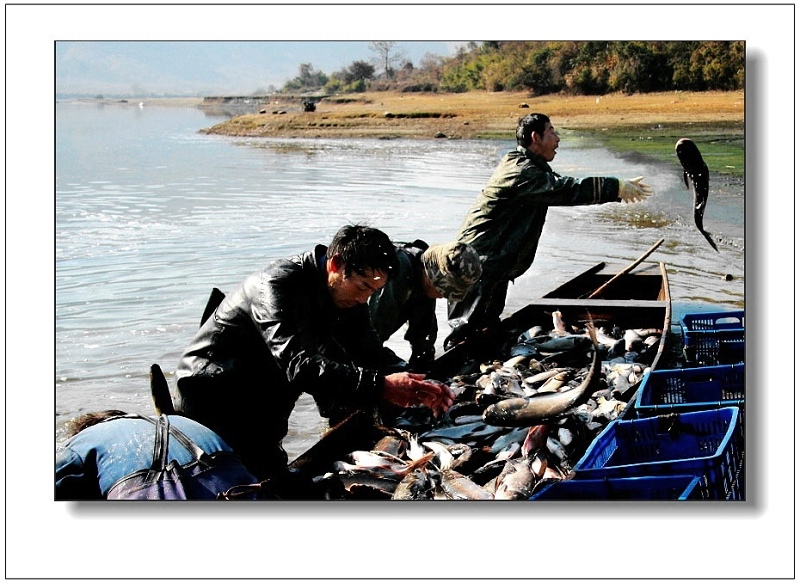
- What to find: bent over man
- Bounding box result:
[446,113,653,348]
[55,410,256,500]
[174,224,455,480]
[368,240,482,371]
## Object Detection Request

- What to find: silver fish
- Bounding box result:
[372,435,406,458]
[537,370,573,393]
[391,469,434,500]
[524,367,572,386]
[522,424,549,457]
[482,326,602,427]
[439,469,495,500]
[488,426,530,455]
[676,137,719,252]
[419,420,506,443]
[338,473,399,497]
[552,310,568,336]
[494,458,536,500]
[423,440,455,470]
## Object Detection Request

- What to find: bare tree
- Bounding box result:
[368,41,407,79]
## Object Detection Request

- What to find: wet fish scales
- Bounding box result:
[392,469,433,500]
[482,327,602,427]
[439,469,495,500]
[494,458,536,500]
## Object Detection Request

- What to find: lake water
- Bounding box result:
[55,100,745,459]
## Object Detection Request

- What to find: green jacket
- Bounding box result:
[368,241,436,365]
[456,146,621,281]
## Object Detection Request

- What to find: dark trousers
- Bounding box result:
[174,374,289,481]
[444,277,509,349]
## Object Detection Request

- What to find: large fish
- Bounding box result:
[675,138,719,252]
[493,458,536,500]
[391,469,434,500]
[418,420,507,443]
[439,469,495,500]
[481,326,602,427]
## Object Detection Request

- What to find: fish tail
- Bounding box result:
[702,230,720,252]
[404,451,436,474]
[584,315,599,347]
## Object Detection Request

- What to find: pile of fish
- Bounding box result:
[313,312,661,500]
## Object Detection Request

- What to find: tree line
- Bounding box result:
[280,41,744,96]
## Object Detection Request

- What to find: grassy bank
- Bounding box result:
[582,121,744,176]
[199,90,745,176]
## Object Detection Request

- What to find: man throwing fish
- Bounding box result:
[367,240,482,371]
[445,113,653,349]
[173,224,455,480]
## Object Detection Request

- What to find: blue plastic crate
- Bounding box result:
[529,475,704,501]
[573,407,744,500]
[680,310,745,366]
[635,364,745,417]
[680,310,744,333]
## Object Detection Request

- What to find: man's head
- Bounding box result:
[421,242,482,300]
[66,410,129,437]
[516,113,559,162]
[326,224,399,308]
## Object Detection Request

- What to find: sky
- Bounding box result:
[55,40,465,97]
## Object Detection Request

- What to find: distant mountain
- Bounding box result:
[55,41,458,98]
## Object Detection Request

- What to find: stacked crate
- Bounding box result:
[680,310,745,367]
[531,309,746,502]
[568,407,744,500]
[634,363,745,416]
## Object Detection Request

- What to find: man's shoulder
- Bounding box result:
[255,249,317,281]
[396,241,426,262]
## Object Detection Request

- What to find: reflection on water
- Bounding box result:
[55,102,744,459]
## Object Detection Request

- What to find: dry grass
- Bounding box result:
[200,90,745,140]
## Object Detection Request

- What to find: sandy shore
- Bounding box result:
[197,90,745,140]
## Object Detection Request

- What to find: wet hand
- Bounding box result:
[618,176,653,203]
[383,372,455,416]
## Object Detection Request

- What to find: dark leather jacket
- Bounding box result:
[173,245,386,473]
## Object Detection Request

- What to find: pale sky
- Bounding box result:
[56,40,466,97]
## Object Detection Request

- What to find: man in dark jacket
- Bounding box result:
[368,240,482,371]
[445,113,653,349]
[173,224,455,480]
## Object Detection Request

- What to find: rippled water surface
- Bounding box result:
[55,101,744,458]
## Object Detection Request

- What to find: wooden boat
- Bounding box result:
[255,260,672,500]
[429,260,671,378]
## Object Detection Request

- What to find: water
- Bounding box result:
[55,100,745,459]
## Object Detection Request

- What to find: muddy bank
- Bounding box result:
[198,90,745,141]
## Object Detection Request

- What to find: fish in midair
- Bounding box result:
[675,138,719,252]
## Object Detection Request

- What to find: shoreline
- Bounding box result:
[61,90,744,175]
[197,89,744,140]
[198,89,745,176]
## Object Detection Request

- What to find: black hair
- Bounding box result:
[66,409,129,437]
[516,113,551,147]
[328,224,398,280]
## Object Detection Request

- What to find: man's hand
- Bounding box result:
[383,372,455,417]
[618,176,653,203]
